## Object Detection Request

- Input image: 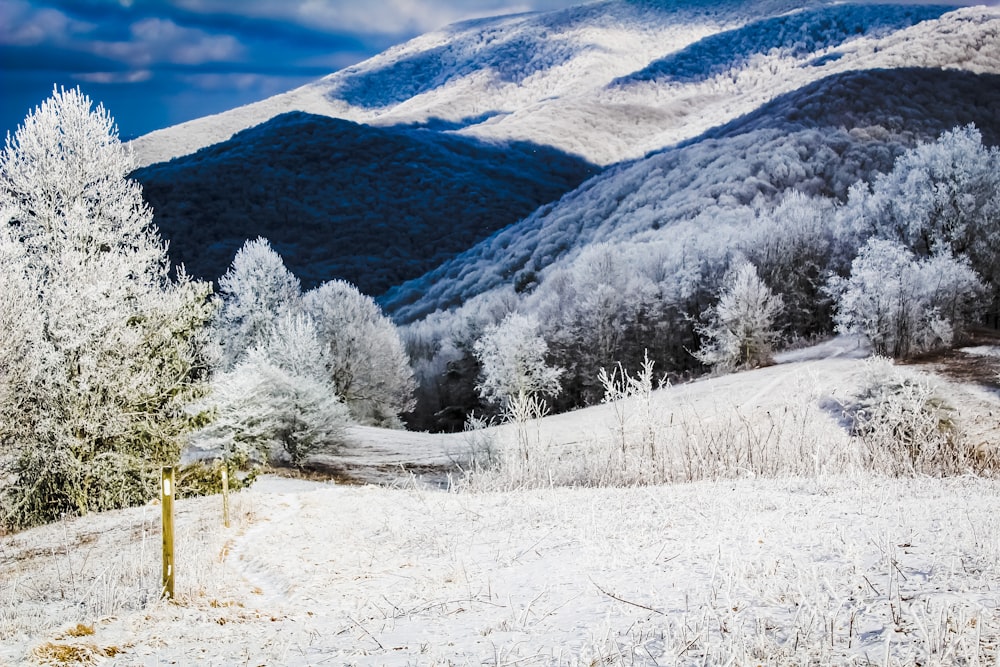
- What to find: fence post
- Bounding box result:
[161,466,175,600]
[221,464,230,528]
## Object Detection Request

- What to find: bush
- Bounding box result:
[846,357,978,476]
[176,458,255,499]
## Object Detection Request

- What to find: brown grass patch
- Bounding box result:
[31,641,120,665]
[60,623,94,639]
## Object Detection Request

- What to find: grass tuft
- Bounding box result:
[31,640,119,665]
[60,623,94,639]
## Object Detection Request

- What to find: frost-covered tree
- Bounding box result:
[744,192,839,337]
[695,259,784,372]
[0,228,46,457]
[843,125,1000,319]
[0,87,213,528]
[473,312,562,408]
[215,237,301,369]
[193,312,348,465]
[302,280,416,427]
[828,238,984,359]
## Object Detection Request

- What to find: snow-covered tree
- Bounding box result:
[194,312,348,465]
[842,126,1000,319]
[473,312,562,408]
[829,238,984,358]
[743,192,839,336]
[0,86,213,528]
[303,280,415,427]
[0,228,46,457]
[695,258,784,372]
[215,237,301,369]
[853,126,999,258]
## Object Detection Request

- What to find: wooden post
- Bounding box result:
[161,466,175,600]
[221,464,230,528]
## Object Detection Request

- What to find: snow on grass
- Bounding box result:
[961,345,1000,358]
[0,492,255,665]
[2,353,998,665]
[3,475,997,665]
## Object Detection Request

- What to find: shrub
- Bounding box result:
[846,357,976,476]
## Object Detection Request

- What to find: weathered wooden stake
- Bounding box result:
[161,466,175,600]
[221,465,230,528]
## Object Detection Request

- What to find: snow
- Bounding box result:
[4,475,998,665]
[128,2,999,169]
[4,351,998,665]
[773,334,872,363]
[961,345,1000,358]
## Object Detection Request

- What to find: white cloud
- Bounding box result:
[74,69,153,84]
[90,18,243,66]
[179,72,272,91]
[0,0,94,46]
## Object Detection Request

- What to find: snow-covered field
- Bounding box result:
[2,351,998,666]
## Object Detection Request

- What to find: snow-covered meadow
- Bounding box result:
[3,349,998,666]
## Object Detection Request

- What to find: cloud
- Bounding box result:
[147,0,579,36]
[74,69,153,84]
[0,0,94,46]
[90,17,243,66]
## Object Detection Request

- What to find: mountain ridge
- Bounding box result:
[129,2,995,169]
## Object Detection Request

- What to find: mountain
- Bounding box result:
[383,67,1000,323]
[132,112,596,293]
[124,0,1000,428]
[127,2,999,294]
[129,2,995,168]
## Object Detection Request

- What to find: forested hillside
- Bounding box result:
[385,68,1000,323]
[393,67,1000,429]
[133,112,597,292]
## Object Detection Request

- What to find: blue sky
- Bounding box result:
[1,0,581,139]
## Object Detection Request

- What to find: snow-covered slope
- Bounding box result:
[130,1,996,168]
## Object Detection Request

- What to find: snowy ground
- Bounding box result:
[2,347,999,666]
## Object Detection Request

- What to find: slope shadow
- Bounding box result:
[132,111,599,294]
[696,68,1000,147]
[614,4,954,87]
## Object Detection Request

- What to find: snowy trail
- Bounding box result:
[227,484,305,605]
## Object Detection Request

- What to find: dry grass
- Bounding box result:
[0,490,255,665]
[60,624,94,639]
[458,377,857,491]
[31,641,121,666]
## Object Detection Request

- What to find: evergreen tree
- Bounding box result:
[0,87,213,529]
